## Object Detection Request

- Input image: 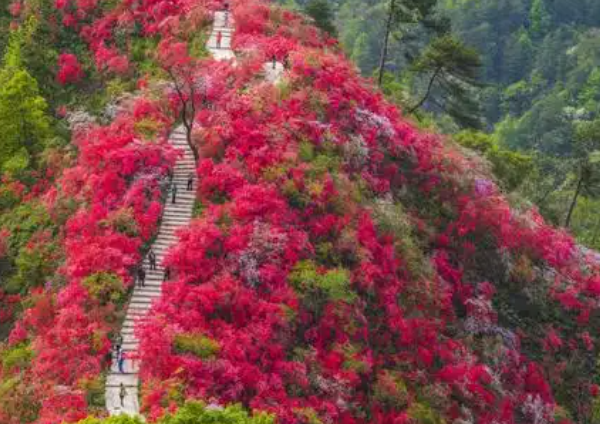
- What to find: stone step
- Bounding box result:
[128,303,152,311]
[106,373,139,388]
[132,291,162,299]
[129,300,154,308]
[110,360,139,374]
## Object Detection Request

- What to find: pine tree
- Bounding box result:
[530,0,551,38]
[408,35,483,128]
[305,0,337,36]
[376,0,438,86]
[351,32,369,72]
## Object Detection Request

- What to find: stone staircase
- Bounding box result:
[104,126,196,416]
[207,10,236,61]
[103,8,284,418]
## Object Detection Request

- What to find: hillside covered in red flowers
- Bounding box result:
[1,0,600,423]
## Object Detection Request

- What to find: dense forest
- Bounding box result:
[1,0,600,424]
[284,0,600,251]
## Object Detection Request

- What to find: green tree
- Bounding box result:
[161,402,274,424]
[408,35,483,128]
[305,0,337,36]
[376,0,438,86]
[564,118,600,228]
[530,0,551,38]
[0,20,51,173]
[350,32,369,72]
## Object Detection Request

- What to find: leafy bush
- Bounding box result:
[1,343,33,373]
[173,334,220,359]
[82,272,126,306]
[160,402,274,424]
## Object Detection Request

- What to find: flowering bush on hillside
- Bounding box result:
[2,0,600,423]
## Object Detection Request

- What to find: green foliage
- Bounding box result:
[160,401,274,424]
[0,200,52,257]
[288,260,355,304]
[373,371,409,409]
[409,35,482,129]
[1,343,33,373]
[455,130,534,191]
[0,67,51,172]
[6,236,61,294]
[80,375,106,409]
[101,208,139,237]
[305,0,337,36]
[407,402,445,424]
[370,199,430,279]
[0,17,54,174]
[529,0,551,37]
[189,32,210,59]
[173,333,221,359]
[82,272,126,306]
[76,416,145,424]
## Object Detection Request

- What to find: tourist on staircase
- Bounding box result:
[172,182,178,204]
[136,267,146,288]
[148,249,157,270]
[119,383,126,408]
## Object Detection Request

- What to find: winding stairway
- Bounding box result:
[105,126,196,415]
[105,10,238,418]
[105,9,284,417]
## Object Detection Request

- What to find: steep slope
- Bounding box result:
[0,1,600,424]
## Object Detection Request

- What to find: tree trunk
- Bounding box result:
[565,171,584,229]
[377,0,396,87]
[408,66,442,114]
[591,214,600,246]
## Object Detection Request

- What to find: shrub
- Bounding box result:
[1,343,33,373]
[173,333,220,359]
[82,272,126,306]
[160,402,274,424]
[288,260,355,305]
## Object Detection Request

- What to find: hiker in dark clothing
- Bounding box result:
[114,340,122,359]
[119,383,126,407]
[148,249,157,270]
[163,266,171,282]
[187,172,194,191]
[283,54,290,70]
[172,182,178,204]
[224,1,229,10]
[272,55,277,70]
[224,10,229,27]
[137,267,146,288]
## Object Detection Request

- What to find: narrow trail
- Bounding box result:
[104,9,238,418]
[104,8,285,417]
[104,126,196,416]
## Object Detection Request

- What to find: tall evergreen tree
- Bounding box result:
[408,35,483,128]
[305,0,337,36]
[351,32,369,72]
[530,0,552,37]
[376,0,438,86]
[565,118,600,228]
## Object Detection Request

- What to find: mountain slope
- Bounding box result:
[0,1,599,424]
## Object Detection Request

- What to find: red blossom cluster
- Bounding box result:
[57,53,84,85]
[1,99,177,423]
